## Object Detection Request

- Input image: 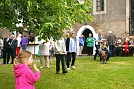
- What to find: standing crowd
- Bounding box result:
[79,29,134,63]
[1,30,133,67]
[39,31,77,74]
[2,32,77,73]
[78,30,112,63]
[1,30,133,66]
[1,30,134,89]
[2,34,29,64]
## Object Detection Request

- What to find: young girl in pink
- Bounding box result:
[13,50,40,89]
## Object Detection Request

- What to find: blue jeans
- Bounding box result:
[106,51,111,61]
[22,45,27,50]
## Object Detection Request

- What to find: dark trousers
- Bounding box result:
[66,52,76,68]
[10,49,16,63]
[94,45,101,61]
[115,47,122,56]
[109,45,115,56]
[65,54,67,64]
[3,49,10,64]
[87,47,93,55]
[55,54,66,73]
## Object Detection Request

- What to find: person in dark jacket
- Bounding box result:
[107,31,116,57]
[3,34,12,64]
[10,35,18,64]
[115,39,122,56]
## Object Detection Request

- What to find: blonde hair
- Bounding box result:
[14,50,33,65]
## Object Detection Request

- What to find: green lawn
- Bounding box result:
[0,56,134,89]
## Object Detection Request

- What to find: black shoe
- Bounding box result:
[63,71,68,74]
[56,71,59,74]
[10,62,13,64]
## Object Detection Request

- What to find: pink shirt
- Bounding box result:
[14,64,40,89]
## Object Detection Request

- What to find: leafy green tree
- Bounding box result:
[0,0,92,40]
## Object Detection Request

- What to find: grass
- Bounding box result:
[0,56,134,89]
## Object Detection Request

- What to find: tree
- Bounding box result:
[0,0,92,40]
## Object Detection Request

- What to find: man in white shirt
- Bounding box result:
[94,30,103,61]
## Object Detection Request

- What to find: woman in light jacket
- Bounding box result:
[55,37,68,74]
[39,40,50,68]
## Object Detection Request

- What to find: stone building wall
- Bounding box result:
[94,0,126,38]
[73,0,127,40]
[0,28,12,38]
